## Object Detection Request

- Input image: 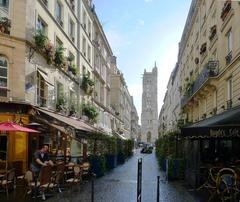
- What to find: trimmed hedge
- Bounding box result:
[155,134,186,180]
[88,155,106,177]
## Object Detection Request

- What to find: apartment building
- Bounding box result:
[158,63,181,136]
[0,0,138,171]
[159,0,240,187]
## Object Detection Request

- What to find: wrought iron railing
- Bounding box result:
[181,60,219,108]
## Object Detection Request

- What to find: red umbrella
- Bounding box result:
[0,121,39,133]
[0,121,39,172]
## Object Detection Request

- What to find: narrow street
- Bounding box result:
[47,149,197,202]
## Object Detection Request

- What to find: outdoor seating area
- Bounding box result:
[0,160,92,201]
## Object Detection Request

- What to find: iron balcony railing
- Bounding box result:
[181,60,219,108]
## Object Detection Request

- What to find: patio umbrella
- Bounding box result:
[0,121,39,172]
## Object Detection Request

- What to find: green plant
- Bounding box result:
[184,81,194,97]
[81,74,95,94]
[44,42,55,65]
[68,64,77,75]
[82,103,99,122]
[54,45,65,66]
[34,31,48,49]
[0,17,11,34]
[56,96,66,111]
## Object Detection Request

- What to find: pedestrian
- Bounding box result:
[31,144,54,178]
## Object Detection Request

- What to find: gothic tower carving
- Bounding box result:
[141,63,158,143]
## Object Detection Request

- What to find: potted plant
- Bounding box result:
[0,17,11,34]
[81,74,95,94]
[54,45,65,67]
[82,103,99,122]
[209,25,217,41]
[44,42,55,65]
[34,31,48,50]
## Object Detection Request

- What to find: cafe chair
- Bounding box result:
[82,162,90,181]
[66,165,82,187]
[216,168,239,202]
[53,163,65,193]
[0,168,15,198]
[197,166,222,201]
[39,165,57,200]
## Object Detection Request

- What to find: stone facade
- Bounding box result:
[141,64,158,143]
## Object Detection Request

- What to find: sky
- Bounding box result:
[93,0,192,123]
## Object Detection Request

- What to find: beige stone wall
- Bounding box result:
[178,0,240,124]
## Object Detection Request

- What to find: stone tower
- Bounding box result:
[141,63,158,143]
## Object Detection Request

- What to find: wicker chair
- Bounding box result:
[0,168,15,198]
[82,162,90,181]
[66,165,82,186]
[197,166,222,201]
[216,168,239,202]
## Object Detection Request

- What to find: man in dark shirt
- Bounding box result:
[31,145,53,177]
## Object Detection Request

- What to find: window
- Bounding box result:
[42,0,48,7]
[0,56,8,97]
[37,72,47,106]
[37,16,47,34]
[0,0,9,16]
[87,45,91,63]
[57,82,64,101]
[227,29,232,54]
[228,77,232,100]
[82,11,86,29]
[69,18,75,42]
[82,37,86,56]
[56,37,63,48]
[69,0,75,11]
[88,19,91,37]
[227,77,233,109]
[56,1,63,27]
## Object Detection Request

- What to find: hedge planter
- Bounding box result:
[88,155,106,177]
[166,158,185,181]
[117,152,125,165]
[105,154,117,170]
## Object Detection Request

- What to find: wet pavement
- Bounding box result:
[49,149,197,202]
[1,149,199,202]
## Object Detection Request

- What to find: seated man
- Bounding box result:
[31,144,54,178]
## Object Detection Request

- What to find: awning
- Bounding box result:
[113,131,127,140]
[181,105,240,139]
[38,70,54,86]
[33,107,97,134]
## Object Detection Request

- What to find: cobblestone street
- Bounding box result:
[47,149,197,202]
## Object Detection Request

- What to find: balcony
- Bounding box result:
[221,0,231,21]
[42,0,48,7]
[181,60,219,108]
[225,51,232,65]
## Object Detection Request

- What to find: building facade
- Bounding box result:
[141,64,158,143]
[159,0,240,187]
[0,0,138,172]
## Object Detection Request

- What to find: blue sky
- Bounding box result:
[93,0,191,122]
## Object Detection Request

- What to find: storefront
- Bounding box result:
[30,107,98,163]
[181,105,240,187]
[0,103,31,174]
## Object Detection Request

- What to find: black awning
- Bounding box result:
[181,105,240,139]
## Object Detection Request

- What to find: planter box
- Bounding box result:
[166,158,185,181]
[105,154,117,170]
[88,155,106,177]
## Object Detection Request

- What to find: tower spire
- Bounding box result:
[154,61,157,68]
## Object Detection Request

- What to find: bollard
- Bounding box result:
[91,173,96,202]
[157,176,160,202]
[137,158,142,202]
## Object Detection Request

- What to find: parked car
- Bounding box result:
[140,145,153,154]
